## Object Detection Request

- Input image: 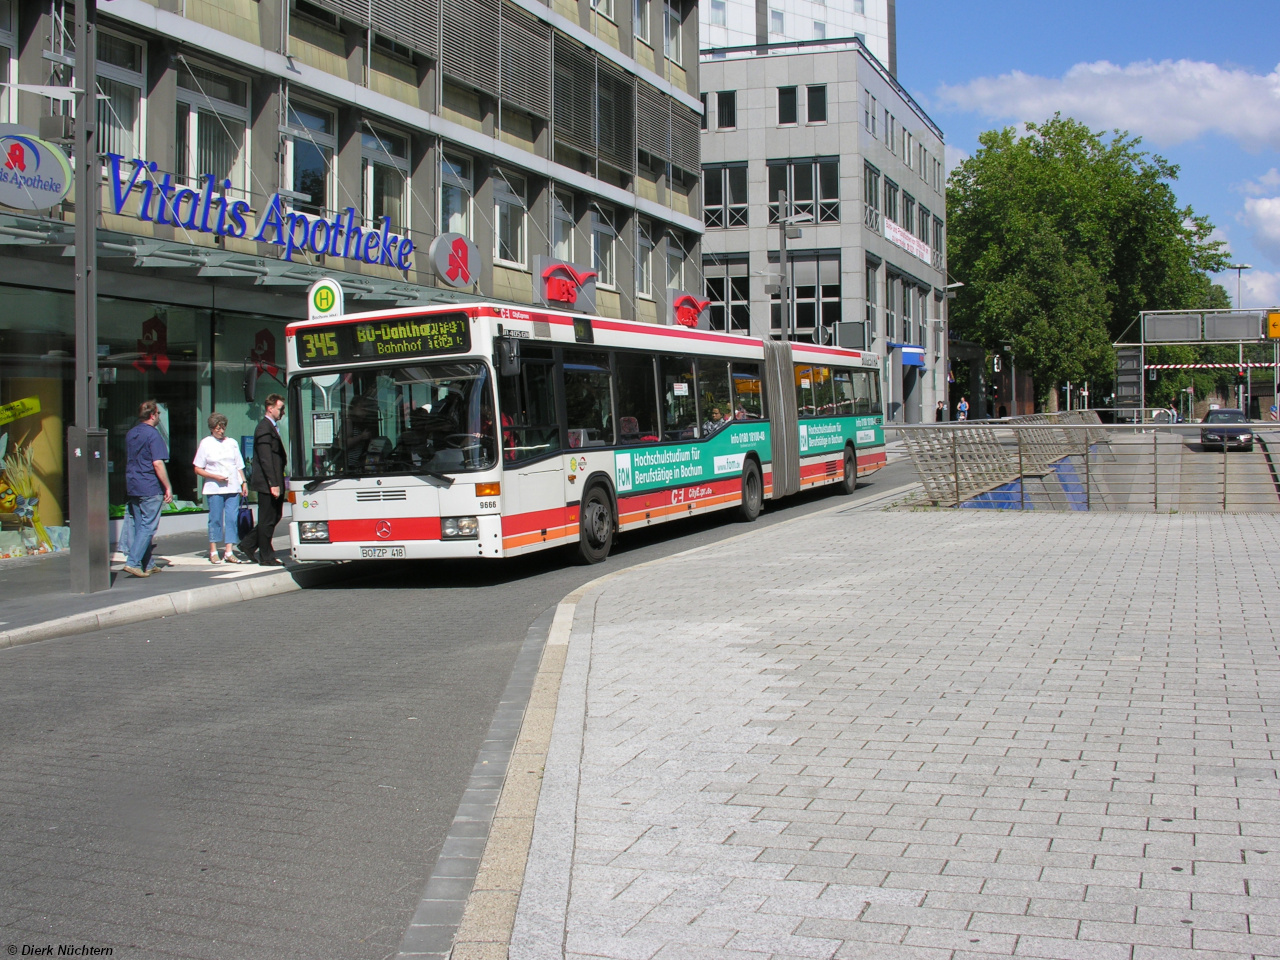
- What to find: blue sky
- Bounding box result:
[896,0,1280,309]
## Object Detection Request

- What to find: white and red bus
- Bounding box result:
[284,302,884,563]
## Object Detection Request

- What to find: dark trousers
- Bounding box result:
[239,492,284,560]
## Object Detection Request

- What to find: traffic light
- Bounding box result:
[992,354,1001,372]
[1237,369,1247,386]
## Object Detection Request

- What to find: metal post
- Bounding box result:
[1018,429,1025,510]
[952,429,959,508]
[70,0,110,594]
[1083,432,1091,510]
[1152,430,1158,511]
[1223,442,1228,512]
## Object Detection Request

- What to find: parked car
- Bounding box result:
[1200,408,1254,451]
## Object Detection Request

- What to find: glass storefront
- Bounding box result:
[0,282,289,558]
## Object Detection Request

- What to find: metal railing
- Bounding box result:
[895,412,1280,512]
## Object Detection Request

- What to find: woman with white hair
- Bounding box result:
[193,412,248,563]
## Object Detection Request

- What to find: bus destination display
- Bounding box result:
[297,313,470,366]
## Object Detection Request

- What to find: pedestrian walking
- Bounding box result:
[957,396,969,420]
[122,399,173,579]
[236,394,288,566]
[193,413,248,564]
[935,400,947,422]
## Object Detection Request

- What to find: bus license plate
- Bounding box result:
[360,545,405,558]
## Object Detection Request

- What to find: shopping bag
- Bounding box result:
[237,505,254,541]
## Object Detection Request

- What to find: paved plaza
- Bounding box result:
[510,507,1280,960]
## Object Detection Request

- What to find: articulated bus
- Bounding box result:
[284,303,885,564]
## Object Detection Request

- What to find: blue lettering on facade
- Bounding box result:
[105,153,413,269]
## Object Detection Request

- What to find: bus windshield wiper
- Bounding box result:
[303,472,351,492]
[411,469,454,488]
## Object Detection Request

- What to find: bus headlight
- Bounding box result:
[299,521,329,542]
[442,516,479,539]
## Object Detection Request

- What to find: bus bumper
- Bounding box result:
[290,515,504,561]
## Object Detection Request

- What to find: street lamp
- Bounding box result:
[775,190,813,341]
[1227,263,1252,308]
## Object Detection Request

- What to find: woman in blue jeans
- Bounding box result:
[193,413,248,563]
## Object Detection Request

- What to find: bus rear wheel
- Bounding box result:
[738,460,763,522]
[840,447,857,495]
[577,484,614,564]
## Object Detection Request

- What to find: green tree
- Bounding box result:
[947,115,1229,407]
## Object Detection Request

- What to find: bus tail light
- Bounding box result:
[442,516,479,539]
[475,482,501,497]
[299,521,329,542]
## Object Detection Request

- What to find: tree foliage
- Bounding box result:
[946,115,1229,403]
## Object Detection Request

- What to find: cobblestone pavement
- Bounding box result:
[512,509,1280,960]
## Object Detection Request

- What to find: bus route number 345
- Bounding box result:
[303,331,339,360]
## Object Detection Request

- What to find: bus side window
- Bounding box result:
[696,357,732,434]
[834,368,855,416]
[813,366,834,417]
[563,350,615,447]
[852,369,873,416]
[795,364,817,418]
[498,347,560,463]
[730,362,764,420]
[660,355,698,441]
[615,352,660,444]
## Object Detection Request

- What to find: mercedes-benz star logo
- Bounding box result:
[375,520,392,539]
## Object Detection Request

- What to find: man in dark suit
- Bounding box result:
[237,394,288,566]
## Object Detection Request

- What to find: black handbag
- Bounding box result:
[237,505,254,540]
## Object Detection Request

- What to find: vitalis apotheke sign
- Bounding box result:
[0,129,72,212]
[104,153,415,269]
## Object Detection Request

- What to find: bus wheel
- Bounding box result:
[738,460,763,522]
[577,484,614,564]
[840,447,857,495]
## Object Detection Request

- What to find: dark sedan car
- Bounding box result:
[1201,408,1254,451]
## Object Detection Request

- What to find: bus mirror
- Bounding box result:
[497,338,521,377]
[242,364,258,402]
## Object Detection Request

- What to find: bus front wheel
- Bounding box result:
[840,447,857,495]
[577,484,615,564]
[738,460,763,522]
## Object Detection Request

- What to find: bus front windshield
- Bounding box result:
[291,362,497,479]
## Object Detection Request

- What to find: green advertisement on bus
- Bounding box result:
[613,422,771,494]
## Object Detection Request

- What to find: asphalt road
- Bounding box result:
[0,459,915,960]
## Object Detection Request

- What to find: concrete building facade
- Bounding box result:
[699,37,947,423]
[700,0,894,76]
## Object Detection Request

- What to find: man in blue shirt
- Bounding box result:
[122,399,173,578]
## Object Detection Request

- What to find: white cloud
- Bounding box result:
[1239,269,1280,308]
[1241,196,1280,263]
[937,60,1280,151]
[1237,168,1280,196]
[944,145,969,176]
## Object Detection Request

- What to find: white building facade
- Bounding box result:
[700,0,895,75]
[700,38,947,423]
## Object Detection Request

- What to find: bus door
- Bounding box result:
[561,350,618,509]
[497,347,568,549]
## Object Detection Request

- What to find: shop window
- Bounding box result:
[361,127,409,232]
[97,30,145,160]
[285,101,335,216]
[176,61,249,196]
[441,153,472,238]
[614,352,659,443]
[493,171,527,267]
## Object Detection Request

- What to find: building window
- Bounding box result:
[863,162,880,232]
[770,8,783,34]
[664,0,682,64]
[284,101,334,216]
[552,190,575,262]
[885,111,895,153]
[919,144,928,181]
[441,153,472,237]
[864,90,877,136]
[885,274,898,340]
[591,0,613,20]
[807,84,827,123]
[494,172,527,267]
[778,86,798,125]
[918,205,930,246]
[717,90,737,129]
[767,159,839,224]
[813,20,825,39]
[904,130,912,167]
[705,270,750,334]
[865,261,878,335]
[769,253,840,341]
[903,194,914,234]
[592,207,616,286]
[361,128,409,231]
[699,93,708,130]
[883,178,898,223]
[902,282,913,344]
[637,219,654,297]
[635,0,650,40]
[709,0,724,25]
[704,164,748,229]
[666,231,684,291]
[97,30,146,161]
